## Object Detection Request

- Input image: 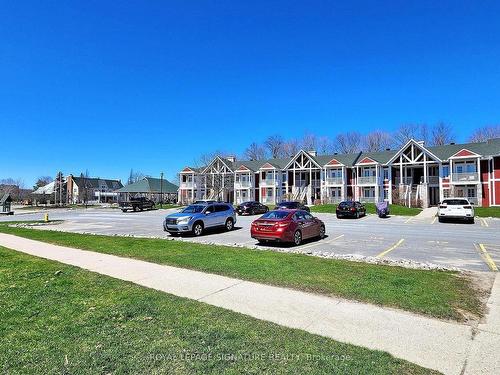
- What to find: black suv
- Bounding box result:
[336,201,366,219]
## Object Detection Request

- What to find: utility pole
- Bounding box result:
[160,172,164,208]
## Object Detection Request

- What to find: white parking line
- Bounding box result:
[328,234,344,243]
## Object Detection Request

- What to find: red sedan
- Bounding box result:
[251,209,325,246]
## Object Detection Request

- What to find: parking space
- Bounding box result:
[2,208,499,272]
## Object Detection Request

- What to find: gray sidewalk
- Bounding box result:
[0,232,498,374]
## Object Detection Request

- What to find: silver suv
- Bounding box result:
[164,203,237,236]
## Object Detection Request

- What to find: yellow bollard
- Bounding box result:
[44,213,49,222]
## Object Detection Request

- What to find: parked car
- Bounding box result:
[120,197,155,212]
[275,201,310,212]
[236,201,269,215]
[336,201,366,219]
[163,202,237,236]
[251,209,325,246]
[438,198,475,223]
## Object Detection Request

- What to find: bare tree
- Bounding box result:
[468,125,500,143]
[34,176,53,189]
[282,139,300,157]
[393,123,420,146]
[301,133,317,151]
[194,150,228,168]
[431,122,455,146]
[244,142,266,160]
[363,131,394,152]
[127,169,145,184]
[334,132,362,154]
[317,136,334,155]
[264,135,285,158]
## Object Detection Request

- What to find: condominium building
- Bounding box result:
[178,138,500,208]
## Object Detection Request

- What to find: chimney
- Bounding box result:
[226,156,236,163]
[307,150,317,157]
[450,142,455,145]
[416,140,425,146]
[334,152,338,155]
[385,148,391,151]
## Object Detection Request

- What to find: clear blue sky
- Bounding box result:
[2,1,499,186]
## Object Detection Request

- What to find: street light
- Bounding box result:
[160,172,164,208]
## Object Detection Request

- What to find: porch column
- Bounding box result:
[309,167,313,204]
[477,157,482,206]
[438,163,444,203]
[375,165,379,203]
[388,167,393,204]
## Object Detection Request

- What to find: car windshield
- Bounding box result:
[260,211,290,219]
[241,201,254,205]
[442,199,469,205]
[278,202,296,208]
[181,205,205,213]
[338,201,354,208]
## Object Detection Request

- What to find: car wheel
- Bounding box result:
[336,214,341,219]
[265,207,269,212]
[257,239,266,244]
[438,217,444,223]
[225,218,234,231]
[469,218,475,224]
[293,230,302,246]
[192,222,204,236]
[250,208,255,215]
[319,225,325,239]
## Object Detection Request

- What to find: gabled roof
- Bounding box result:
[201,156,234,174]
[386,139,441,164]
[32,181,56,195]
[284,150,323,169]
[72,176,123,190]
[0,193,12,204]
[315,152,361,167]
[116,177,178,194]
[427,138,500,160]
[354,150,396,165]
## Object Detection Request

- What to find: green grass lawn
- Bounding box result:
[0,246,436,374]
[0,224,482,321]
[311,203,422,216]
[474,206,500,218]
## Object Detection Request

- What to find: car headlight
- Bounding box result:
[177,216,192,224]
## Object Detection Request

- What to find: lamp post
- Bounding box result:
[160,172,164,208]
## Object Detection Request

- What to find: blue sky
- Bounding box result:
[2,1,500,186]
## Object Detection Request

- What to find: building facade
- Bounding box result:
[178,138,500,208]
[66,175,123,204]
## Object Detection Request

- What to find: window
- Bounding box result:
[215,204,230,212]
[383,168,389,180]
[383,189,389,200]
[442,165,450,177]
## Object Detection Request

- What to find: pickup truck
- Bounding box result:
[120,197,155,212]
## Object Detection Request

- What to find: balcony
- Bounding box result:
[451,172,479,183]
[357,176,377,185]
[260,178,279,187]
[326,177,343,185]
[427,176,439,185]
[235,181,253,189]
[180,182,195,189]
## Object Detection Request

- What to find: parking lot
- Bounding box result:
[3,207,500,272]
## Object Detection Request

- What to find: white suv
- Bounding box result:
[438,198,475,224]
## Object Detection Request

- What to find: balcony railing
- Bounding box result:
[180,182,195,189]
[452,172,479,183]
[357,176,377,185]
[326,177,343,185]
[235,181,252,188]
[260,179,278,186]
[427,176,439,185]
[395,177,413,185]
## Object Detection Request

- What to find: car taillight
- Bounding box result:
[277,222,289,228]
[350,207,356,211]
[464,206,472,209]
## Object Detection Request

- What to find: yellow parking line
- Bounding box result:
[431,217,437,225]
[376,239,405,258]
[478,244,498,271]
